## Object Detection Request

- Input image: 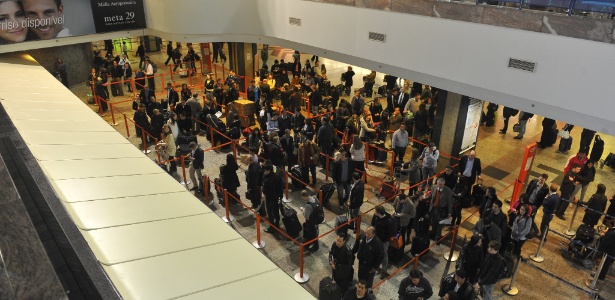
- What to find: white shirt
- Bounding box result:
[145,64,154,76]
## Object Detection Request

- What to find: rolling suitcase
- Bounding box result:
[335,213,349,235]
[590,135,604,163]
[281,203,302,237]
[318,277,341,300]
[471,180,486,206]
[415,217,430,238]
[291,166,304,190]
[604,152,615,168]
[320,183,335,205]
[379,175,397,200]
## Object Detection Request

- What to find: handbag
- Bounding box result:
[558,129,570,139]
[512,123,520,132]
[390,233,403,249]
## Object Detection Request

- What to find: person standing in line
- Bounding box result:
[397,269,433,300]
[419,142,439,185]
[392,124,410,163]
[300,190,320,252]
[555,163,581,220]
[298,137,320,185]
[262,164,283,233]
[363,70,376,98]
[539,184,560,239]
[343,280,374,300]
[596,220,615,281]
[164,41,174,65]
[475,241,505,300]
[330,232,355,296]
[135,41,145,69]
[509,204,531,257]
[349,136,366,181]
[371,206,397,278]
[393,194,415,246]
[188,142,204,194]
[342,66,355,96]
[525,174,549,214]
[536,117,556,149]
[581,184,608,228]
[145,59,156,91]
[245,151,264,214]
[157,124,177,175]
[458,149,482,192]
[352,226,384,289]
[429,178,453,241]
[54,58,69,88]
[575,160,596,204]
[513,111,533,139]
[346,172,365,232]
[333,151,354,210]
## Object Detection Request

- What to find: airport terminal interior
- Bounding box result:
[1,0,615,300]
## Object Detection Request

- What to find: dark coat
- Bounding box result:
[525,178,549,209]
[348,180,365,209]
[262,172,283,201]
[477,253,505,285]
[329,243,355,290]
[221,163,240,191]
[352,233,384,271]
[582,194,608,227]
[190,147,204,169]
[458,156,482,180]
[332,159,355,184]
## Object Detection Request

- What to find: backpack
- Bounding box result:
[497,254,509,281]
[151,61,158,73]
[309,201,325,224]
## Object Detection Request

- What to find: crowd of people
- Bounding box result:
[106,43,615,299]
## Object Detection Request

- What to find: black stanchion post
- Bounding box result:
[585,253,608,291]
[502,255,523,295]
[565,199,580,236]
[530,225,548,263]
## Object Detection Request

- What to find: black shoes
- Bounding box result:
[264,227,273,233]
[499,130,506,134]
[556,214,566,220]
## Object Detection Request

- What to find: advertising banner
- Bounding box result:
[0,0,145,45]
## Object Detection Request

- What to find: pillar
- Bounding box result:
[228,42,257,92]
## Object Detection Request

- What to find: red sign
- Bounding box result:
[510,143,538,207]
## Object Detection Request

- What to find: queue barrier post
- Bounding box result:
[365,145,369,168]
[181,156,189,187]
[204,175,211,205]
[530,225,548,263]
[232,139,237,159]
[283,172,291,203]
[123,114,130,137]
[318,190,323,206]
[502,255,523,295]
[209,126,215,146]
[141,128,151,154]
[222,189,235,223]
[154,138,161,162]
[442,225,459,262]
[294,244,310,283]
[585,253,608,291]
[109,102,118,126]
[390,151,395,176]
[565,199,580,236]
[325,155,330,181]
[252,213,266,249]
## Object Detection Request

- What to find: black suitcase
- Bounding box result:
[410,236,430,256]
[388,243,405,264]
[281,203,302,237]
[605,152,615,168]
[318,276,341,300]
[590,135,604,163]
[377,148,387,162]
[415,217,430,238]
[177,134,197,153]
[291,166,304,190]
[335,213,349,235]
[320,183,335,205]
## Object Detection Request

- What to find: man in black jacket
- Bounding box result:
[352,226,384,289]
[165,83,179,108]
[164,41,174,65]
[526,174,549,214]
[499,106,518,134]
[439,269,475,300]
[371,206,397,278]
[555,164,581,220]
[333,152,354,210]
[263,164,283,233]
[329,232,355,296]
[430,178,453,241]
[133,102,150,138]
[246,152,264,215]
[597,221,615,280]
[309,84,322,115]
[458,150,482,192]
[346,172,365,231]
[386,88,400,114]
[342,66,355,96]
[317,117,334,160]
[539,184,560,240]
[188,142,204,193]
[475,241,505,300]
[398,269,434,300]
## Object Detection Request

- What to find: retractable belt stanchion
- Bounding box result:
[442,225,459,262]
[502,255,523,295]
[109,102,118,126]
[252,213,266,249]
[123,114,130,137]
[565,199,580,236]
[295,244,309,283]
[141,128,151,154]
[180,156,188,187]
[586,253,608,291]
[325,155,330,181]
[283,172,291,203]
[222,189,234,223]
[204,175,211,205]
[530,225,548,262]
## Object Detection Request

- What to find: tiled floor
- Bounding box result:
[69,41,615,299]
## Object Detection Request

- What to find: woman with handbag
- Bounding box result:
[157,124,177,174]
[510,204,532,257]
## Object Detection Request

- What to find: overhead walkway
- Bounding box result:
[0,52,314,300]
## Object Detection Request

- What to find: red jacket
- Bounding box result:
[564,154,588,174]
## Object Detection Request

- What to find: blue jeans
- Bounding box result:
[481,284,495,300]
[515,119,527,137]
[337,181,351,207]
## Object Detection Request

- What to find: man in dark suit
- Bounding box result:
[346,172,365,232]
[539,184,560,239]
[430,178,453,240]
[458,150,482,192]
[526,174,549,214]
[165,41,174,65]
[333,152,355,210]
[164,83,179,108]
[188,142,204,193]
[386,88,400,113]
[394,87,410,112]
[139,87,155,105]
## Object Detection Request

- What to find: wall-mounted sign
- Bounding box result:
[459,97,483,154]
